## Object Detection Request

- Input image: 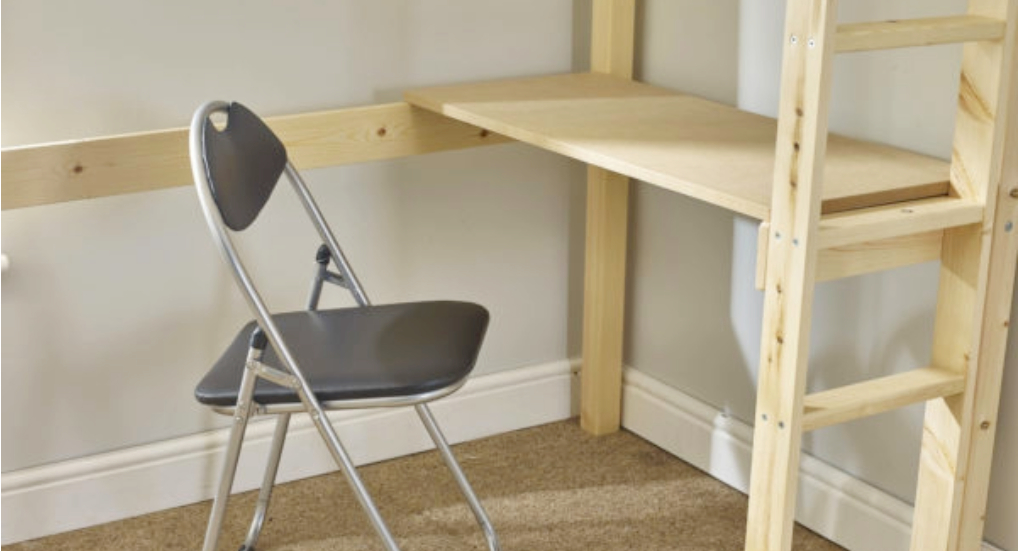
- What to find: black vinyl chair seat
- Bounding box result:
[196,301,489,407]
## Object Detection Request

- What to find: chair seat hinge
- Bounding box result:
[248,361,300,389]
[323,270,349,289]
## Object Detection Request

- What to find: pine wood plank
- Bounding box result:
[590,0,635,83]
[579,0,636,436]
[836,15,1006,53]
[756,228,944,289]
[817,196,983,249]
[802,367,966,432]
[745,1,839,550]
[405,73,950,221]
[580,166,630,435]
[816,230,943,282]
[1,103,506,210]
[911,1,1018,549]
[755,222,772,290]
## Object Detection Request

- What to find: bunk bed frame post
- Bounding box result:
[911,2,1018,550]
[744,1,839,550]
[580,0,637,436]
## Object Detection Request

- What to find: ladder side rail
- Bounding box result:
[744,1,839,550]
[911,1,1018,550]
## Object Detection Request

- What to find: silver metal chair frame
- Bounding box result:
[189,101,499,551]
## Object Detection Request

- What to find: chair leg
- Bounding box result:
[202,368,259,551]
[240,413,290,551]
[415,404,500,551]
[303,401,403,551]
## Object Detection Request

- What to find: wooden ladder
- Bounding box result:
[746,2,1018,551]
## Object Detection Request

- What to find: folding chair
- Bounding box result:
[188,101,500,551]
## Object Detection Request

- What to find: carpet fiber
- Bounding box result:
[5,420,844,551]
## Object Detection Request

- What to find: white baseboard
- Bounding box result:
[1,360,573,545]
[621,367,1007,551]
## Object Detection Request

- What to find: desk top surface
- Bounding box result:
[405,73,950,221]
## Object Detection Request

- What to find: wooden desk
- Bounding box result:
[405,72,951,221]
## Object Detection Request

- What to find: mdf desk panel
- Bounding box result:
[405,72,951,221]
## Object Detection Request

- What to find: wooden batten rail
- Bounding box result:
[1,103,506,211]
[756,223,945,289]
[835,15,1007,53]
[816,196,983,249]
[802,366,966,432]
[815,230,943,282]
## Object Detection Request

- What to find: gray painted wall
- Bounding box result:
[1,0,583,469]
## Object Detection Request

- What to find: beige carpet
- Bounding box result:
[5,420,844,551]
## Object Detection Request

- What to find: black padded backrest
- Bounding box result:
[202,102,288,231]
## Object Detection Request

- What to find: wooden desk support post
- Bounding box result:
[580,0,636,435]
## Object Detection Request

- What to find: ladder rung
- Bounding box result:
[836,15,1006,53]
[818,196,983,250]
[803,367,965,432]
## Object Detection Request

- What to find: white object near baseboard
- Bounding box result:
[1,360,574,545]
[3,361,1007,551]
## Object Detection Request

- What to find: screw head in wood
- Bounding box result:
[807,38,816,48]
[790,35,799,45]
[980,420,991,430]
[1006,221,1014,233]
[1010,187,1018,199]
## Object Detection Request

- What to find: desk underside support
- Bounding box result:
[744,1,838,550]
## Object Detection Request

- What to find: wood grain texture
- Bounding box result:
[580,167,630,436]
[757,228,944,290]
[579,0,636,436]
[1,103,505,210]
[802,367,966,432]
[815,230,943,283]
[913,225,982,551]
[590,0,636,81]
[836,15,1006,53]
[745,1,839,550]
[405,72,949,221]
[817,196,983,249]
[911,1,1018,550]
[755,222,772,290]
